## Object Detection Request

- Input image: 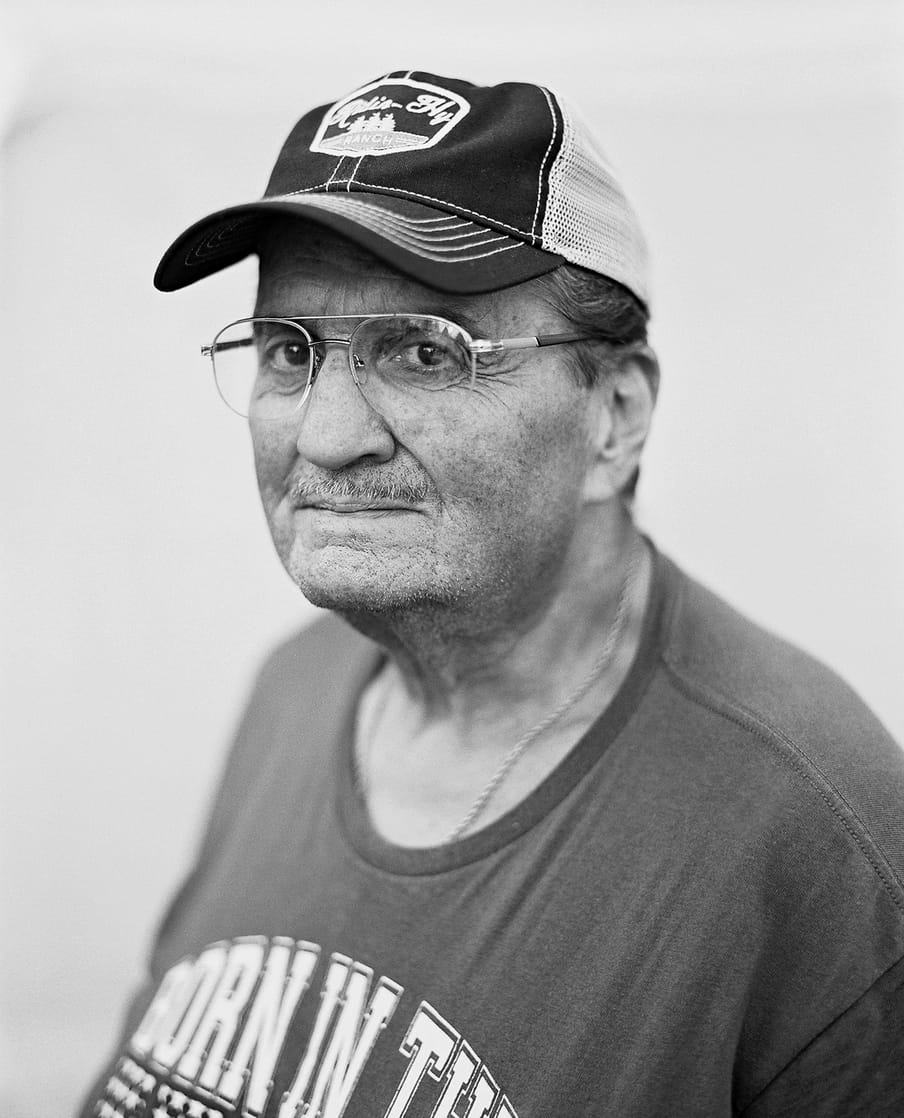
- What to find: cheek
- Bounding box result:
[419,392,592,538]
[250,423,295,503]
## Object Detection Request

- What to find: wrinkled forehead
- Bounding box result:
[254,218,562,333]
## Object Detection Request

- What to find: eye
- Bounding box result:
[251,324,313,397]
[382,327,456,368]
[411,340,448,368]
[349,316,475,393]
[261,335,311,372]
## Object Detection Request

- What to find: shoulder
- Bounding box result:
[656,553,904,900]
[648,556,904,1100]
[659,556,901,770]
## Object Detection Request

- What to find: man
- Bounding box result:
[80,71,904,1118]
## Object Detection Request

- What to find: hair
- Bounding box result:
[533,263,649,383]
[533,264,651,499]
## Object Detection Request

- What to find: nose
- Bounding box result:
[293,342,395,469]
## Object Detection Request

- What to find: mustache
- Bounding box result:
[288,470,432,506]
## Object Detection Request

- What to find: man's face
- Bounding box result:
[251,224,607,627]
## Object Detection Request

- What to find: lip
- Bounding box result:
[297,499,420,514]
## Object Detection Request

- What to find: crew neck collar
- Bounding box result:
[335,543,677,876]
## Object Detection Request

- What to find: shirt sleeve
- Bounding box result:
[739,951,904,1117]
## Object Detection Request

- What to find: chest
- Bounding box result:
[96,806,767,1118]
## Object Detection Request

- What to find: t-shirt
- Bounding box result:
[79,550,904,1118]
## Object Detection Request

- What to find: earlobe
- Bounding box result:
[583,345,659,504]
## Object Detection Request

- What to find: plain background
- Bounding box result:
[2,2,902,1114]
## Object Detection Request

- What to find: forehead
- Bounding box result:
[255,220,558,331]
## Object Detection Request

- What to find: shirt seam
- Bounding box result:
[734,947,904,1114]
[659,649,904,916]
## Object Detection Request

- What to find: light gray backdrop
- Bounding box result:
[2,2,902,1114]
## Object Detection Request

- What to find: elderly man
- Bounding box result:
[81,72,904,1118]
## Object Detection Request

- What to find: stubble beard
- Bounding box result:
[277,517,572,655]
[263,472,583,647]
[285,546,461,616]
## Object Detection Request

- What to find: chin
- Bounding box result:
[282,547,455,616]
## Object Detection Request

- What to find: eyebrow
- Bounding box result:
[426,305,489,339]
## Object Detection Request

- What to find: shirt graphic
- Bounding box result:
[93,935,519,1118]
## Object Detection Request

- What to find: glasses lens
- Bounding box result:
[211,319,313,418]
[351,316,474,399]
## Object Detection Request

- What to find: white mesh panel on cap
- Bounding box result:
[541,97,650,308]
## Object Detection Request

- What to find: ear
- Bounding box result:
[583,345,660,504]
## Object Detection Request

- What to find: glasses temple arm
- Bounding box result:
[470,332,595,357]
[200,337,255,358]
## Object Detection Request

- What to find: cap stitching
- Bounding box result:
[317,223,512,248]
[361,226,508,245]
[282,183,534,241]
[322,221,512,251]
[531,88,559,238]
[298,197,515,250]
[382,240,523,263]
[324,156,348,189]
[181,219,256,267]
[352,217,477,230]
[269,192,471,221]
[285,194,503,236]
[346,155,366,191]
[273,176,339,193]
[188,211,523,264]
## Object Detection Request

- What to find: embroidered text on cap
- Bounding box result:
[310,78,471,158]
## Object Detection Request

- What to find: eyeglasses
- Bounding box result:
[200,314,594,419]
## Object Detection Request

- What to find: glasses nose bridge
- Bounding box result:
[307,334,366,386]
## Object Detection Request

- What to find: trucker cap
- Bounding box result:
[154,70,650,307]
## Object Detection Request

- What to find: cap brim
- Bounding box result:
[153,193,564,295]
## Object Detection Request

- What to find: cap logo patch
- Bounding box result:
[310,78,470,158]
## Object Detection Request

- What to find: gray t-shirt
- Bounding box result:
[80,551,904,1117]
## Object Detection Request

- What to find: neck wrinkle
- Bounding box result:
[346,516,647,739]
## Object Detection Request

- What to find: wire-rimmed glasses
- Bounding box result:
[200,313,594,419]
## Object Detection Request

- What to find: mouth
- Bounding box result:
[296,498,421,514]
[286,472,432,516]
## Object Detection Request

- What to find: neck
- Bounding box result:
[342,507,646,732]
[350,508,652,845]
